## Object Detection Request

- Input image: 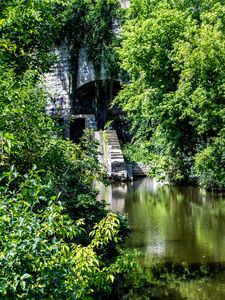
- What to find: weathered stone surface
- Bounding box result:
[106,130,127,180]
[43,1,131,167]
[43,0,130,117]
[72,114,97,130]
[77,48,105,88]
[119,0,130,8]
[44,45,70,116]
[76,48,95,88]
[126,162,150,177]
[126,163,133,180]
[94,130,104,165]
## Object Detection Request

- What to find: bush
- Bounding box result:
[0,169,136,299]
[194,132,225,190]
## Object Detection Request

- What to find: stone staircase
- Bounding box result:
[94,129,128,180]
[94,130,104,165]
[94,130,149,180]
[105,130,127,180]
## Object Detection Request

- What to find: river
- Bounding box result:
[97,178,225,299]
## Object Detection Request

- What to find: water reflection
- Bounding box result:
[97,178,225,264]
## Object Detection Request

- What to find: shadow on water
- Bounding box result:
[96,178,225,300]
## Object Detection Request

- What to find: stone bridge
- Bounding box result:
[44,42,122,140]
[44,0,131,179]
[44,0,130,127]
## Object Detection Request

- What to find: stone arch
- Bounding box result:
[74,79,121,129]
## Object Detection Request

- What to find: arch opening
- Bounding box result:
[74,80,121,130]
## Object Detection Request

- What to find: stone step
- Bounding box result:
[108,139,119,142]
[105,130,128,180]
[108,142,120,145]
[111,152,123,155]
[108,141,120,144]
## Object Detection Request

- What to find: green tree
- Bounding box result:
[0,66,109,230]
[0,2,135,298]
[63,0,121,113]
[0,0,67,74]
[116,0,225,188]
[0,169,135,299]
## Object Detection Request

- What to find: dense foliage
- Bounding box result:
[0,0,65,74]
[116,0,225,189]
[0,169,135,299]
[63,0,122,108]
[0,0,135,298]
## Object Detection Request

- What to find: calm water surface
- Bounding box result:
[97,178,225,299]
[98,178,225,264]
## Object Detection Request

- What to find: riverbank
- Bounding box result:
[112,260,225,300]
[97,177,225,299]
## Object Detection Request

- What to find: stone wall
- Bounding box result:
[43,0,131,140]
[44,46,106,113]
[72,114,97,130]
[77,48,107,88]
[44,1,131,116]
[44,45,70,117]
[119,0,130,8]
[126,162,150,177]
[105,130,127,180]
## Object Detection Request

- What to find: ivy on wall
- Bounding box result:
[62,0,122,111]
